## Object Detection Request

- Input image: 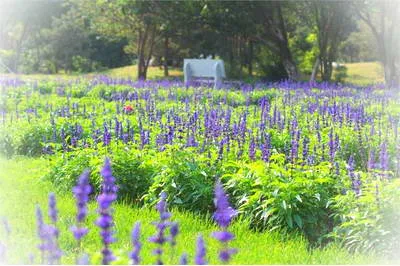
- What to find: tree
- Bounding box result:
[312,1,355,81]
[75,0,165,80]
[0,1,61,73]
[252,1,299,80]
[354,0,400,87]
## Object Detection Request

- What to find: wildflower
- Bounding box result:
[328,128,335,163]
[77,253,90,265]
[103,126,111,146]
[195,235,207,265]
[130,222,141,265]
[213,181,238,228]
[212,180,238,263]
[36,204,62,264]
[124,105,134,114]
[379,141,389,173]
[149,192,171,265]
[71,169,92,241]
[368,149,375,171]
[249,136,256,161]
[179,253,188,265]
[169,222,179,247]
[96,158,118,265]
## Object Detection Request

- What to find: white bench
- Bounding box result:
[184,59,226,88]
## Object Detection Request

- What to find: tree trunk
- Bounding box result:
[137,25,151,80]
[163,35,169,77]
[280,44,299,80]
[310,57,320,82]
[384,61,400,88]
[248,40,253,77]
[321,59,333,81]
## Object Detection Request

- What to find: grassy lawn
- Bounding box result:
[0,66,183,82]
[342,61,384,85]
[101,65,182,80]
[0,157,381,265]
[1,61,384,86]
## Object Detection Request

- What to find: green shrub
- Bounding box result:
[143,146,219,213]
[334,65,348,83]
[0,134,15,158]
[45,144,157,202]
[221,157,338,242]
[330,175,400,258]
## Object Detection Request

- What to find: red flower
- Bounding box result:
[123,105,134,113]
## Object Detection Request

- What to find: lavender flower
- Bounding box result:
[71,169,92,241]
[302,136,309,165]
[169,222,179,247]
[195,235,207,265]
[328,128,335,163]
[96,158,118,265]
[179,253,188,265]
[103,126,111,146]
[77,253,90,265]
[213,181,238,228]
[149,192,172,265]
[130,222,141,265]
[212,180,238,263]
[368,149,375,171]
[352,173,362,196]
[36,204,62,264]
[379,141,389,173]
[35,206,45,261]
[249,136,256,161]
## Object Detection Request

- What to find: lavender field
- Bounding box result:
[0,77,399,264]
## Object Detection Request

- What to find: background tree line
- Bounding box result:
[0,0,398,86]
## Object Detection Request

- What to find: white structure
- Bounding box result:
[183,59,226,88]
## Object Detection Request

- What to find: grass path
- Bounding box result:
[0,157,380,264]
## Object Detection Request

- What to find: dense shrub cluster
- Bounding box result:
[1,77,399,257]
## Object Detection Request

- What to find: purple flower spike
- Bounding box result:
[96,157,118,265]
[36,204,62,264]
[35,205,45,256]
[71,227,89,240]
[71,169,92,241]
[213,181,238,228]
[130,222,141,265]
[195,235,207,265]
[212,180,238,263]
[179,253,188,265]
[149,192,172,265]
[211,231,234,242]
[169,222,179,247]
[77,253,90,265]
[48,193,58,224]
[219,248,238,262]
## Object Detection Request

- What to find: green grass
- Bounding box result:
[1,61,384,86]
[342,61,384,86]
[1,65,182,82]
[0,156,386,264]
[100,65,182,80]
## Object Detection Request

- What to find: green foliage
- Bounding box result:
[331,176,400,258]
[221,158,337,242]
[334,65,348,83]
[143,147,218,212]
[0,122,51,157]
[45,144,156,202]
[0,157,380,264]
